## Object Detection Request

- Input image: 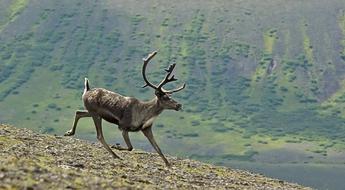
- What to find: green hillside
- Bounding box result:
[1,1,345,188]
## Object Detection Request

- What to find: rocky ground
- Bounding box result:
[0,124,311,189]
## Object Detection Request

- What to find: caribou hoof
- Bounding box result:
[64,130,74,136]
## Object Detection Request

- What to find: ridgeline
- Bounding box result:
[0,124,310,189]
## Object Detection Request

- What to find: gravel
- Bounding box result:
[0,124,312,190]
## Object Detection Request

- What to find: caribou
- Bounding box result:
[64,51,185,166]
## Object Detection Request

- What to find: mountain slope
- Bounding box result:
[0,124,310,189]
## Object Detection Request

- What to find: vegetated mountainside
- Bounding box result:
[0,124,310,189]
[1,0,345,164]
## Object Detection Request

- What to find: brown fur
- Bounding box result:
[65,51,185,167]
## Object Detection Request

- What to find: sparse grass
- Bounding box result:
[0,125,311,190]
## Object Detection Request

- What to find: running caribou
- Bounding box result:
[64,51,185,166]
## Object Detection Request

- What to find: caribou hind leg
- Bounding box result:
[64,110,90,136]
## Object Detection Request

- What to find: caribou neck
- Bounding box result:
[139,97,164,118]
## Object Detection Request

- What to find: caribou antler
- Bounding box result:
[142,51,158,89]
[158,63,186,93]
[142,51,186,93]
[157,64,177,89]
[164,82,186,94]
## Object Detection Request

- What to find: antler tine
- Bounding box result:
[142,51,158,89]
[157,63,178,89]
[164,83,186,94]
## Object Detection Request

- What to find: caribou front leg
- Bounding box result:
[64,110,90,136]
[142,126,170,167]
[91,114,121,159]
[112,130,133,151]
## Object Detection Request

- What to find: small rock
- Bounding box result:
[72,163,85,168]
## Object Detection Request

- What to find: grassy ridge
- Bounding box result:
[0,124,310,189]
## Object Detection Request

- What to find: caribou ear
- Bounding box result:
[155,90,165,97]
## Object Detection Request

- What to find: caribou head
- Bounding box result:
[142,51,186,111]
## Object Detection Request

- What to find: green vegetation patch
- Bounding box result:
[339,10,345,61]
[263,28,277,54]
[0,0,29,32]
[9,0,29,18]
[301,21,314,65]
